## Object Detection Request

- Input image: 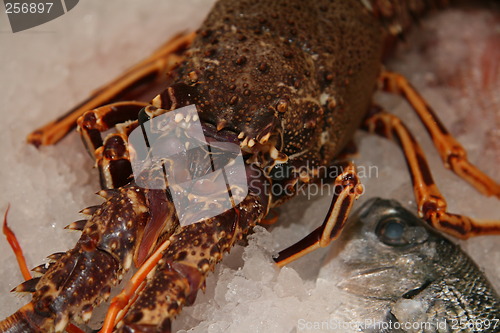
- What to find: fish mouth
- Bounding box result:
[401,279,433,299]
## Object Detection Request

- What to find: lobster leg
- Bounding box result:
[2,205,31,281]
[99,230,174,333]
[27,32,195,147]
[77,102,147,189]
[77,101,146,157]
[379,70,500,198]
[363,107,500,238]
[274,164,363,267]
[78,82,201,190]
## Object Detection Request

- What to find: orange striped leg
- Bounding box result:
[364,107,500,238]
[77,101,147,157]
[27,32,195,147]
[2,205,31,281]
[2,206,86,333]
[379,70,500,198]
[76,102,148,189]
[274,164,363,267]
[99,238,174,333]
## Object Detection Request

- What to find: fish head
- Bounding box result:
[328,198,449,301]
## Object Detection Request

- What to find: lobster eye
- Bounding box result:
[376,217,410,246]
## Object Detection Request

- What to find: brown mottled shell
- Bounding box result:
[160,0,384,169]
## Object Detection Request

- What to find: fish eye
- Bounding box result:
[376,217,410,246]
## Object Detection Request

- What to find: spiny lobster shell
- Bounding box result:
[160,0,382,169]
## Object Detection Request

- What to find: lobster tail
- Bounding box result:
[0,303,45,333]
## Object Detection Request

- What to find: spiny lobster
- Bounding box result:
[1,0,500,332]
